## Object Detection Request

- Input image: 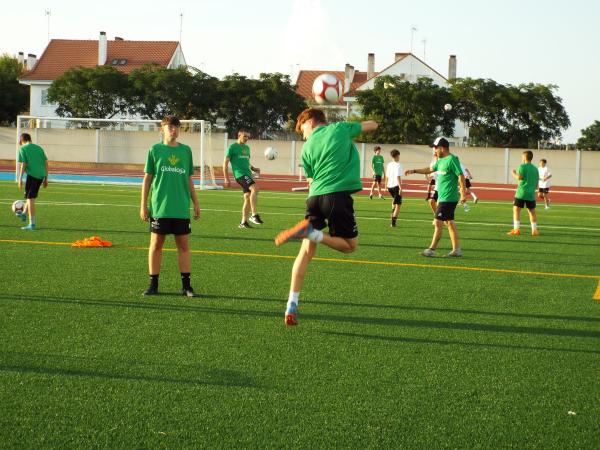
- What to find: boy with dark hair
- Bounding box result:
[507,151,540,236]
[140,116,201,297]
[369,146,385,199]
[17,133,49,230]
[223,130,263,228]
[274,108,378,326]
[385,149,403,227]
[404,137,467,257]
[537,159,552,209]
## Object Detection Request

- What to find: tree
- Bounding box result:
[217,73,306,137]
[450,78,570,148]
[47,66,131,119]
[576,121,600,150]
[129,64,212,120]
[356,76,454,144]
[0,54,29,125]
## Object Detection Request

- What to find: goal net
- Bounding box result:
[15,115,222,189]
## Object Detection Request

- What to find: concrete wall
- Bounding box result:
[1,126,599,187]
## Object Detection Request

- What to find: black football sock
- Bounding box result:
[181,272,191,290]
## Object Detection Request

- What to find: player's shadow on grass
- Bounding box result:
[4,293,599,343]
[0,350,259,389]
[317,330,600,356]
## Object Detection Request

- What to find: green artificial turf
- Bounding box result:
[0,180,599,449]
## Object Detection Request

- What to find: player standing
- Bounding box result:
[405,137,466,257]
[140,116,201,297]
[537,159,552,209]
[385,149,403,227]
[17,133,49,230]
[274,108,378,326]
[507,151,540,236]
[369,146,385,199]
[460,163,478,211]
[223,130,263,228]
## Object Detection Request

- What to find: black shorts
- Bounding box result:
[24,175,44,199]
[429,179,436,186]
[538,188,550,194]
[435,202,458,221]
[373,174,382,183]
[149,218,191,235]
[305,191,358,239]
[387,186,402,205]
[236,175,255,193]
[427,190,438,201]
[465,179,472,189]
[513,198,536,209]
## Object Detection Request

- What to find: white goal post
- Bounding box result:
[15,115,222,189]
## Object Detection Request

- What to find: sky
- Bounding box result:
[2,0,599,143]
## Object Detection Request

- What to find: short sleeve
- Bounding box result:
[187,146,194,176]
[144,149,155,174]
[344,122,362,139]
[225,144,235,158]
[18,148,26,163]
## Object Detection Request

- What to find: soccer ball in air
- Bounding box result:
[264,147,278,160]
[12,200,25,214]
[312,73,342,105]
[444,103,453,111]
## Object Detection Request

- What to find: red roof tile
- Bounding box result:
[20,39,179,81]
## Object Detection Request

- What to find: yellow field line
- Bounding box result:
[2,238,599,283]
[594,280,600,301]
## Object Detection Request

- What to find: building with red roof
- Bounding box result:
[19,31,186,118]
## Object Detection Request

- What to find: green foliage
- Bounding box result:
[47,66,303,136]
[129,65,219,120]
[356,76,454,144]
[450,78,570,148]
[576,120,600,150]
[0,54,29,124]
[47,66,131,119]
[218,73,305,137]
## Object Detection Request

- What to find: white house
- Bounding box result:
[295,53,469,145]
[19,31,186,119]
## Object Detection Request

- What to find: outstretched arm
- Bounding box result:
[361,121,379,133]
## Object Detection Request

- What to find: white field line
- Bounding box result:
[1,198,599,232]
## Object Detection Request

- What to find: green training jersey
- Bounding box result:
[226,143,252,179]
[515,163,539,201]
[18,143,47,179]
[144,142,194,219]
[372,154,385,176]
[431,153,463,202]
[302,121,363,197]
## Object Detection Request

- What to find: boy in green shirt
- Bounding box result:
[369,146,385,199]
[17,133,49,230]
[274,108,378,326]
[404,137,467,257]
[140,116,201,297]
[223,130,263,228]
[507,150,540,236]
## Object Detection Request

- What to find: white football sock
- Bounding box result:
[514,220,520,229]
[531,222,538,231]
[286,292,299,313]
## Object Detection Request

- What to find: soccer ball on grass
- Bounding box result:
[12,200,25,215]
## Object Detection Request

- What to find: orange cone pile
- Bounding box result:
[71,236,113,248]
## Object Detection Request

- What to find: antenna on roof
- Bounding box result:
[45,10,51,42]
[421,38,427,62]
[179,12,183,44]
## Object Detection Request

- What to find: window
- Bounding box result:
[41,89,49,106]
[111,59,128,65]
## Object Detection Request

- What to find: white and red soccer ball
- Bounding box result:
[12,200,25,214]
[312,74,342,105]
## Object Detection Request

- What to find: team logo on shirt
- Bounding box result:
[161,154,186,174]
